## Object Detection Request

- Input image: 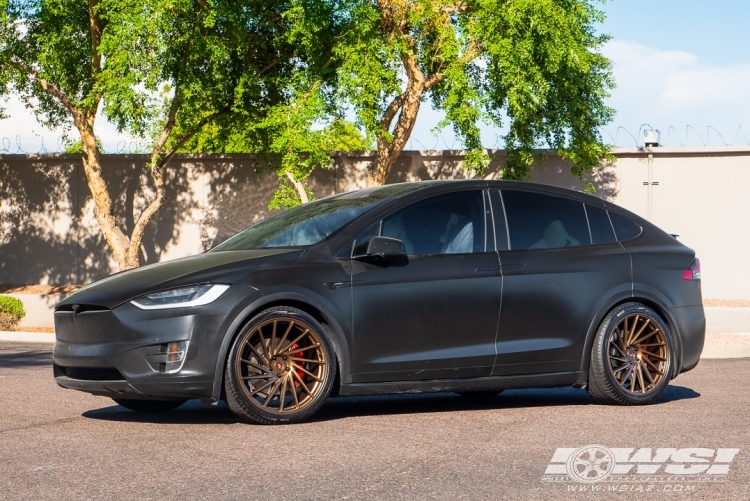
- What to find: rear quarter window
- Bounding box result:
[609,212,642,241]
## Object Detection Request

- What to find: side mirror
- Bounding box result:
[366,236,406,258]
[354,236,407,263]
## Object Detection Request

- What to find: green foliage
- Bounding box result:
[322,0,614,183]
[0,295,26,321]
[63,139,104,154]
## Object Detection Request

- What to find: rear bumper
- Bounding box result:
[671,305,706,374]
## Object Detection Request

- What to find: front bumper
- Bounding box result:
[53,285,257,400]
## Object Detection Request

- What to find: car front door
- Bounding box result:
[491,189,632,376]
[349,190,502,383]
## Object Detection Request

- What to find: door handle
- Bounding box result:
[475,265,501,272]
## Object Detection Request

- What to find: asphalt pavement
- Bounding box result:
[1,342,748,501]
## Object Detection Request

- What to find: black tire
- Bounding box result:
[455,390,503,398]
[588,302,675,405]
[113,398,187,412]
[224,306,337,425]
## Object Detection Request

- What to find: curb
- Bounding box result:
[0,331,56,343]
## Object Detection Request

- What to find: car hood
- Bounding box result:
[56,249,303,310]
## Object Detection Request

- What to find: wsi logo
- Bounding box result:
[542,445,740,483]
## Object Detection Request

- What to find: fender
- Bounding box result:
[578,286,684,381]
[210,289,352,401]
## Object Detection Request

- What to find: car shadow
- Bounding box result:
[81,385,700,425]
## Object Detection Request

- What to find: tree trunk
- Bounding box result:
[286,171,310,204]
[75,113,132,270]
[368,48,432,186]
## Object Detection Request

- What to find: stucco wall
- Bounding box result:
[1,147,748,300]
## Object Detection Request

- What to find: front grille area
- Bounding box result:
[54,364,125,381]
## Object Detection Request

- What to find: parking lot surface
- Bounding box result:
[1,342,748,500]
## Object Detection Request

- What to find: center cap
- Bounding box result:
[274,362,283,371]
[625,348,638,362]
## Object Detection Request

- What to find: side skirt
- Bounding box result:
[338,371,584,397]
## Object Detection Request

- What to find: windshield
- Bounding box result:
[210,183,425,251]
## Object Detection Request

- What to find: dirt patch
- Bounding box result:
[0,284,82,295]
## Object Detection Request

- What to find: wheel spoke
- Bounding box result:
[637,342,666,348]
[290,357,325,365]
[241,359,271,374]
[640,350,667,361]
[640,360,656,385]
[273,321,295,356]
[292,370,313,396]
[246,343,269,366]
[283,329,310,353]
[622,365,635,389]
[612,363,630,374]
[629,319,653,346]
[609,356,629,363]
[270,320,278,355]
[262,378,283,408]
[290,378,300,409]
[610,342,628,358]
[247,377,277,398]
[642,356,664,375]
[278,376,288,412]
[626,315,640,345]
[279,342,320,357]
[242,374,274,380]
[257,327,271,363]
[291,362,323,382]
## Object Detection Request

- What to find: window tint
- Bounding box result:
[609,213,642,241]
[501,191,591,250]
[381,191,485,256]
[585,205,617,244]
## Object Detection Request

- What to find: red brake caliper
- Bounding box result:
[288,343,305,388]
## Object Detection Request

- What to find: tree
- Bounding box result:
[329,0,614,187]
[0,0,304,270]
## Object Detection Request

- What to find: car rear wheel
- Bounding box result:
[113,399,187,412]
[224,306,336,425]
[588,303,674,405]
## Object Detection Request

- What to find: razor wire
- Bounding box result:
[2,125,750,155]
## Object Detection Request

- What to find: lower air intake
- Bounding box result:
[55,364,125,381]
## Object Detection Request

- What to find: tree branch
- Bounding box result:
[7,61,78,115]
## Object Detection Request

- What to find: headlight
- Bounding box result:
[130,284,230,310]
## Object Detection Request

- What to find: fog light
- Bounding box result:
[164,341,188,374]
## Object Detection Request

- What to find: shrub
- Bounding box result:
[0,295,26,331]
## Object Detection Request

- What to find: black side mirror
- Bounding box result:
[366,236,406,258]
[353,236,407,263]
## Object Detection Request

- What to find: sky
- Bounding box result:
[1,0,749,152]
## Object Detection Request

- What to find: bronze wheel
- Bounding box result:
[606,314,668,394]
[588,303,673,405]
[225,307,336,424]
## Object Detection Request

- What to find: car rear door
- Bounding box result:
[349,189,502,383]
[491,189,632,376]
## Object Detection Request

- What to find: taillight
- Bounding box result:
[682,258,701,281]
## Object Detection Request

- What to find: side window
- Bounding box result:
[585,205,617,244]
[381,191,485,256]
[501,190,591,250]
[609,213,642,241]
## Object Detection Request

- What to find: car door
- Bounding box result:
[349,189,502,383]
[491,189,632,376]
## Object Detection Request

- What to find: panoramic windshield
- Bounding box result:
[210,184,425,251]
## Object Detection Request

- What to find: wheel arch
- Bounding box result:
[580,293,684,382]
[210,292,351,401]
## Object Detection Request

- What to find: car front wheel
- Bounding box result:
[588,302,674,405]
[224,306,337,424]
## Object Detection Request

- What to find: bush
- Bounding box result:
[0,295,26,331]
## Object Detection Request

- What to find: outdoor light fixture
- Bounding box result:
[643,129,661,147]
